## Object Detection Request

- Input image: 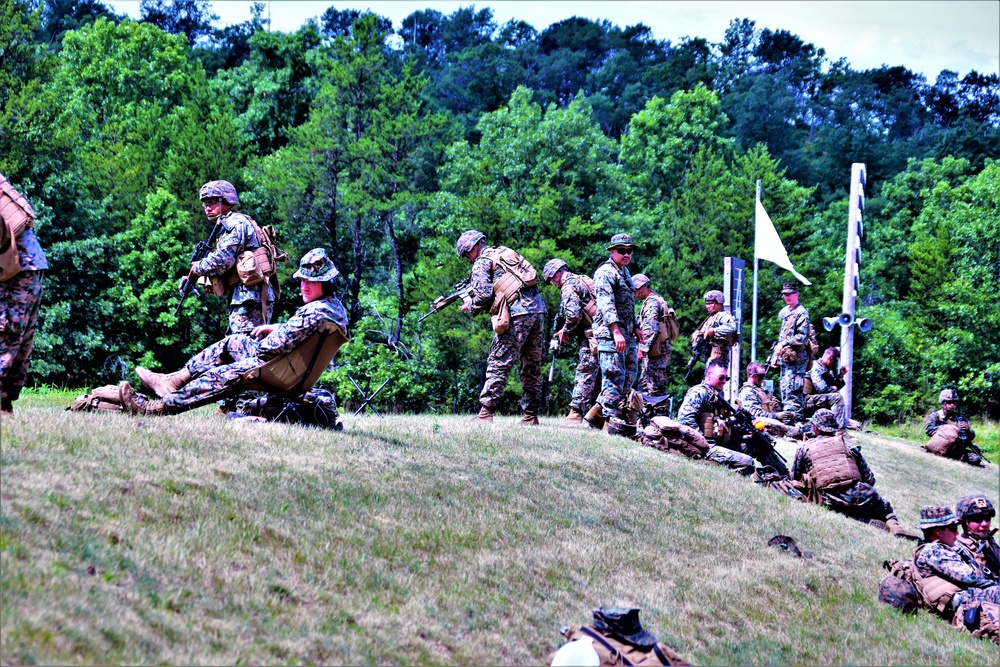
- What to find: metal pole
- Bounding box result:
[840,164,866,421]
[751,180,762,364]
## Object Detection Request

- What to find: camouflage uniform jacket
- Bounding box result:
[692,311,737,351]
[592,258,635,341]
[190,209,273,306]
[677,382,725,432]
[791,439,875,486]
[809,358,844,394]
[775,303,810,365]
[738,382,779,419]
[257,295,348,361]
[914,540,996,590]
[469,247,545,318]
[957,533,1000,580]
[10,228,47,271]
[637,291,668,354]
[925,409,976,439]
[557,272,596,338]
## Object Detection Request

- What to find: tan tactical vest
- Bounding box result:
[577,274,598,326]
[751,385,780,413]
[803,436,862,491]
[912,544,963,614]
[481,246,538,305]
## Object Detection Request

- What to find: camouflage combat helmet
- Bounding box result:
[607,233,636,250]
[810,409,839,435]
[916,505,959,531]
[939,388,959,403]
[456,230,486,258]
[746,362,767,377]
[631,273,651,290]
[542,258,568,282]
[878,575,920,615]
[955,494,996,521]
[703,290,725,304]
[198,180,239,206]
[293,248,339,282]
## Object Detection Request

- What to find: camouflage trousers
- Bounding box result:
[166,334,264,412]
[229,299,266,334]
[480,312,544,413]
[569,341,600,412]
[954,585,1000,610]
[822,481,896,523]
[639,350,670,397]
[0,270,44,403]
[596,337,638,417]
[805,391,847,427]
[706,444,755,475]
[779,363,808,421]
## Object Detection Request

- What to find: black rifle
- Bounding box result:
[717,394,790,476]
[418,276,474,322]
[684,335,711,381]
[175,219,224,316]
[548,302,566,383]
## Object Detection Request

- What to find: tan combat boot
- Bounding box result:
[583,404,606,430]
[136,367,192,398]
[886,518,920,541]
[561,407,585,425]
[118,381,169,416]
[521,410,539,426]
[469,405,494,422]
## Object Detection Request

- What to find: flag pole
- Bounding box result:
[751,179,761,363]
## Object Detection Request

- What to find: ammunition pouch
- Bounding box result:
[490,294,511,335]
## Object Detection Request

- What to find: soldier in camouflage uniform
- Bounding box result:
[691,290,737,370]
[790,409,916,537]
[121,249,347,415]
[543,258,599,424]
[676,361,756,474]
[458,231,546,424]
[738,362,794,432]
[588,234,645,428]
[924,388,983,466]
[187,180,275,334]
[633,274,672,397]
[955,494,1000,579]
[0,173,47,415]
[912,505,1000,618]
[805,347,848,429]
[770,282,811,423]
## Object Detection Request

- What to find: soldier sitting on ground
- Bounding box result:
[804,347,848,430]
[789,409,917,538]
[119,249,347,416]
[738,362,793,434]
[924,389,984,466]
[955,494,1000,578]
[676,361,756,475]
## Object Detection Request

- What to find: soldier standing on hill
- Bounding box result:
[0,173,48,416]
[585,234,644,429]
[691,290,737,372]
[770,282,811,424]
[543,258,599,424]
[633,274,675,397]
[457,230,546,425]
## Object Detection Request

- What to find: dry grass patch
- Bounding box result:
[1,396,997,664]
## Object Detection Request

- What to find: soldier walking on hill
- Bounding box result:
[457,230,546,425]
[770,282,811,423]
[586,234,645,429]
[543,258,600,424]
[633,274,675,397]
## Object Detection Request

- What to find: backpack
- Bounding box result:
[229,388,342,430]
[236,217,288,286]
[66,384,126,412]
[549,608,689,667]
[0,173,36,281]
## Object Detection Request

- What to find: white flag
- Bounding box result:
[755,200,811,285]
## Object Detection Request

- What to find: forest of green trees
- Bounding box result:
[2,0,998,421]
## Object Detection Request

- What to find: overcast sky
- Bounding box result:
[105,1,999,81]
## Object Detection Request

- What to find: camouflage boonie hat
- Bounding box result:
[631,273,651,289]
[916,505,959,531]
[939,388,959,403]
[542,258,568,282]
[293,248,339,282]
[198,180,239,205]
[456,230,486,258]
[781,282,800,295]
[878,575,920,615]
[703,290,724,304]
[746,362,767,376]
[955,494,996,520]
[810,409,839,434]
[607,233,636,250]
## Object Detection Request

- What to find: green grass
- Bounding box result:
[1,394,998,665]
[871,418,999,463]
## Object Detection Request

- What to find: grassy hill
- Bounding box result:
[2,392,998,665]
